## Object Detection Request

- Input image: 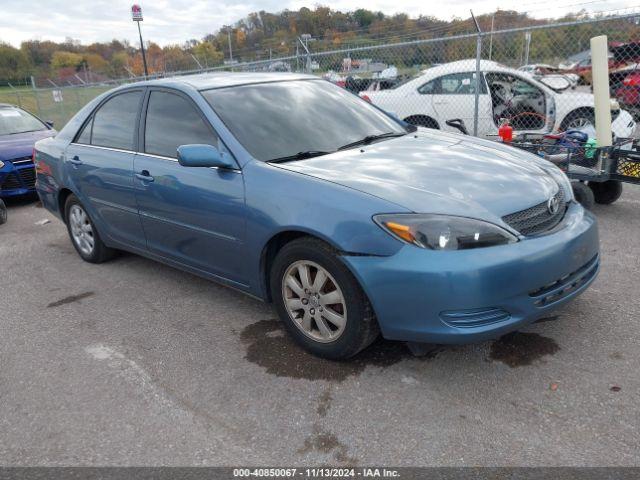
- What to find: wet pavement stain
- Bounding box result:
[47,291,95,308]
[317,388,332,418]
[240,319,443,382]
[298,426,357,464]
[489,331,560,368]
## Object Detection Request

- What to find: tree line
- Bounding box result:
[1,6,639,85]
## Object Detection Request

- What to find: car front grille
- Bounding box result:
[10,156,33,166]
[502,188,567,236]
[529,254,599,307]
[17,167,36,188]
[0,173,22,190]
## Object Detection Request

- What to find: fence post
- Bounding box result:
[473,32,482,137]
[31,76,43,119]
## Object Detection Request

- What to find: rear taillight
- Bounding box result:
[360,94,372,103]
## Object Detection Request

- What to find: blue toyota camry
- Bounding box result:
[1,104,56,198]
[34,73,599,359]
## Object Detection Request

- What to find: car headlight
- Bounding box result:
[374,214,518,250]
[540,163,574,202]
[0,161,4,169]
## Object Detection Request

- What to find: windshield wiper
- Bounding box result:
[267,150,334,163]
[337,131,407,151]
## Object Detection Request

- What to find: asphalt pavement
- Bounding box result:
[0,188,638,466]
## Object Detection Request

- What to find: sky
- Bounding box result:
[0,0,638,47]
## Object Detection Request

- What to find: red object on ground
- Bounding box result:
[498,122,513,142]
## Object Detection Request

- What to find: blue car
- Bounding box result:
[34,73,599,359]
[0,104,56,198]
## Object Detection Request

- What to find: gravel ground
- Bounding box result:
[0,187,638,467]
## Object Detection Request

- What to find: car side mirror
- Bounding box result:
[45,121,54,128]
[177,144,236,169]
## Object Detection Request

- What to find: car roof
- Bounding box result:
[421,59,510,75]
[124,71,319,91]
[0,103,16,108]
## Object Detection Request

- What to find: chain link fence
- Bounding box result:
[2,13,640,138]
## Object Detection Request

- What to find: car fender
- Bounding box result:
[242,160,408,298]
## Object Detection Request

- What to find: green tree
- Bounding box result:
[50,51,83,70]
[192,42,223,67]
[0,43,32,82]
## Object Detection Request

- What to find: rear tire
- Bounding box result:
[270,237,379,359]
[560,109,594,132]
[572,182,595,210]
[589,180,623,205]
[64,194,115,263]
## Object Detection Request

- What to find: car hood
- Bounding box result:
[275,129,560,222]
[0,129,56,162]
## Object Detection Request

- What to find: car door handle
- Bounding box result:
[69,155,83,165]
[433,100,449,105]
[135,171,154,182]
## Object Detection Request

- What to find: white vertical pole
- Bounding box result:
[590,35,612,147]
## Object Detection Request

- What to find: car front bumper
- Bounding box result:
[342,202,599,344]
[0,160,37,198]
[612,109,636,138]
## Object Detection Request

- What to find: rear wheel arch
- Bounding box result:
[57,188,74,221]
[403,115,440,129]
[560,107,594,131]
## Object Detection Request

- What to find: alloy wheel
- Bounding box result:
[69,204,95,256]
[281,260,347,343]
[566,116,593,129]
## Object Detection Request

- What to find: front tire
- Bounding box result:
[270,237,379,359]
[589,180,623,205]
[64,194,115,263]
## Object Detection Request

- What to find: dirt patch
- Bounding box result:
[489,331,560,367]
[47,291,95,308]
[240,319,443,382]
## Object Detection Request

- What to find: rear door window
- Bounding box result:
[438,72,486,94]
[90,91,142,150]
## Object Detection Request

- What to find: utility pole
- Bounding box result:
[131,5,149,77]
[523,31,532,66]
[225,26,233,62]
[298,34,313,73]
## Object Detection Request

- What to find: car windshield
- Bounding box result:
[201,79,406,161]
[0,107,47,135]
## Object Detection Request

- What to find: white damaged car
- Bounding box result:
[361,59,635,138]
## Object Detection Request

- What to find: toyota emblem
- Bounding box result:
[547,195,560,215]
